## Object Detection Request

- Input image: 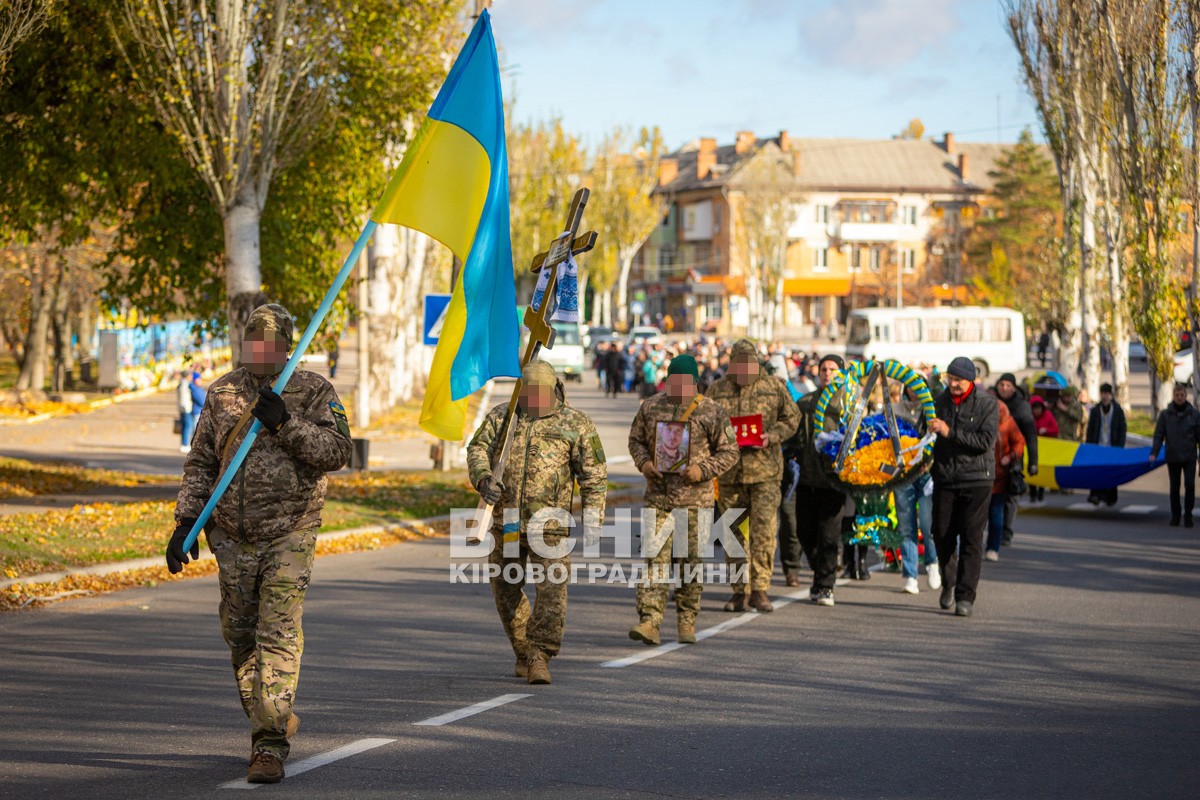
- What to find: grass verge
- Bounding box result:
[0,456,169,501]
[0,469,476,581]
[1126,409,1155,438]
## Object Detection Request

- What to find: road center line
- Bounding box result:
[219,737,396,790]
[413,693,532,726]
[601,589,809,668]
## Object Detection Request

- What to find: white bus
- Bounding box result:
[844,306,1027,378]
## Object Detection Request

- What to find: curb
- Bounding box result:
[0,488,645,591]
[0,519,446,591]
[0,384,168,426]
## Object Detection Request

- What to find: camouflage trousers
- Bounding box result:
[209,525,318,761]
[636,507,702,627]
[718,480,781,593]
[489,532,570,661]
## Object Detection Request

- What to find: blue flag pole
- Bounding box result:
[181,220,379,553]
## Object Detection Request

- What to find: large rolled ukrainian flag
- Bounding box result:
[1027,438,1165,490]
[371,10,519,440]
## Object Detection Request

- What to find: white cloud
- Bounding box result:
[800,0,961,73]
[491,0,595,41]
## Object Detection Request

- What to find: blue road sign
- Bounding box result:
[423,294,452,346]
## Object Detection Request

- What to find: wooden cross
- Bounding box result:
[466,188,597,542]
[521,189,598,364]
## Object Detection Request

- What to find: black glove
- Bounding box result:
[478,475,504,504]
[252,386,291,433]
[1028,464,1039,476]
[166,518,200,574]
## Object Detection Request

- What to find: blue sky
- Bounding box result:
[489,0,1041,151]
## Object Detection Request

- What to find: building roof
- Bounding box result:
[658,133,1018,196]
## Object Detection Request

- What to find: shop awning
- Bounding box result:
[783,277,852,297]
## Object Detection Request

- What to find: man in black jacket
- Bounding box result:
[1151,384,1200,527]
[929,357,999,618]
[788,355,847,607]
[1086,383,1128,507]
[995,373,1038,535]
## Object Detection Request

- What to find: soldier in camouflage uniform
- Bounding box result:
[1052,386,1086,442]
[705,340,800,613]
[467,359,607,686]
[167,304,352,785]
[627,355,740,646]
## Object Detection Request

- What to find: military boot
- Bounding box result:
[628,620,661,646]
[286,713,300,739]
[247,752,284,784]
[748,590,774,612]
[723,592,748,612]
[526,652,551,685]
[514,659,528,679]
[677,619,697,644]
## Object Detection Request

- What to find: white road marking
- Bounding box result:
[413,693,532,726]
[601,589,809,668]
[608,455,633,464]
[220,737,396,790]
[1066,502,1157,514]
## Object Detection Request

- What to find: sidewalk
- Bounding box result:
[0,337,445,476]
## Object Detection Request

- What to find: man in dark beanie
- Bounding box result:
[928,356,998,617]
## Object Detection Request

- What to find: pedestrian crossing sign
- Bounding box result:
[423,294,452,346]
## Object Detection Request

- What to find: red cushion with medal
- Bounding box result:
[730,414,764,447]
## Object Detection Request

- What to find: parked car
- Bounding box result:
[1128,339,1147,363]
[629,325,664,346]
[582,325,613,351]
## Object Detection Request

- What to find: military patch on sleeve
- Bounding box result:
[724,422,737,443]
[589,433,606,464]
[330,400,351,437]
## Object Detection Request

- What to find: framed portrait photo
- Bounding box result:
[654,421,691,474]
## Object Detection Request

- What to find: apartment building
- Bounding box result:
[631,130,1008,335]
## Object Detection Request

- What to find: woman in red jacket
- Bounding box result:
[1027,395,1057,504]
[988,402,1026,560]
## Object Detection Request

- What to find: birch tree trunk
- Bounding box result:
[616,247,637,330]
[367,223,431,415]
[1077,162,1101,399]
[224,186,267,364]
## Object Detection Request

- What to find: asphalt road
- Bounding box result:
[1,382,1198,799]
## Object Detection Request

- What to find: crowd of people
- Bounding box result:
[595,334,1162,589]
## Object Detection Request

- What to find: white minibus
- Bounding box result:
[844,306,1027,378]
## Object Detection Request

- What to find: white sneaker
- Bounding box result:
[903,577,919,594]
[985,550,999,562]
[926,564,942,590]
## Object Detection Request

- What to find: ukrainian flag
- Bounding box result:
[1027,438,1165,490]
[371,10,519,440]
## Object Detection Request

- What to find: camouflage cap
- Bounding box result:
[522,358,557,388]
[244,304,295,346]
[730,339,759,361]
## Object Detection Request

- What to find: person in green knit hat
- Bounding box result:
[627,353,740,646]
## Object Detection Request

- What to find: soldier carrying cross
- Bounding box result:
[466,189,608,686]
